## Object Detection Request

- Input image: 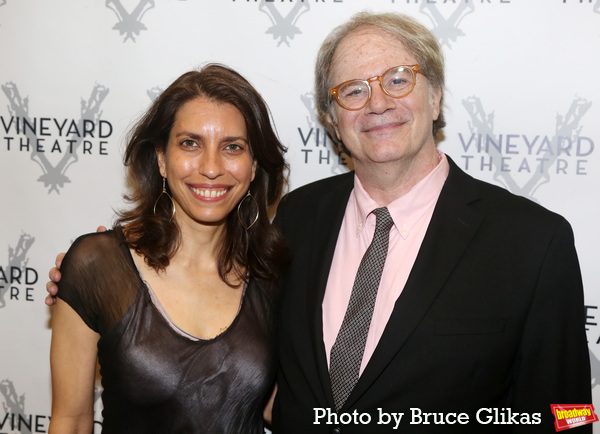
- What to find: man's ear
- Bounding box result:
[431,86,442,121]
[326,113,341,141]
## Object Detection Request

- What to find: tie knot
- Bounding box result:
[372,207,393,233]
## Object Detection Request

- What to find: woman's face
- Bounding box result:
[157,97,256,229]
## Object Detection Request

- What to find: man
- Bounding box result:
[271,11,591,433]
[47,11,591,433]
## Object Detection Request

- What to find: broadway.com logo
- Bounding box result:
[458,96,594,201]
[0,82,111,194]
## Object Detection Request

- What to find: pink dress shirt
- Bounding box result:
[322,151,450,375]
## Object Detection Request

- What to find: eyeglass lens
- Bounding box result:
[337,66,415,109]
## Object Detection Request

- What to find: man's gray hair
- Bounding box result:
[315,11,446,148]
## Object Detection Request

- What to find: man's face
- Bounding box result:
[328,28,441,172]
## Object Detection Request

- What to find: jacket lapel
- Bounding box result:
[306,172,355,407]
[341,158,485,410]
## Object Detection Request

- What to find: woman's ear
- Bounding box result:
[156,148,167,178]
[251,159,257,182]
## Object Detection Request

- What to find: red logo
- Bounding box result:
[551,404,598,431]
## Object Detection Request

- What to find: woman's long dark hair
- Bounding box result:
[115,64,288,286]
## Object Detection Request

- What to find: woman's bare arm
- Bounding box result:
[49,299,100,434]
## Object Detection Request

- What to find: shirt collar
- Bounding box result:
[352,151,450,238]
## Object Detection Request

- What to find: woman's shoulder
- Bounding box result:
[59,229,139,334]
[64,230,127,265]
[61,230,136,285]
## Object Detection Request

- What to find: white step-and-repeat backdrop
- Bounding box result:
[1,1,599,432]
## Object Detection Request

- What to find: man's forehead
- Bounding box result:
[332,28,413,79]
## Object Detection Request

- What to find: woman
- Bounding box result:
[48,64,287,433]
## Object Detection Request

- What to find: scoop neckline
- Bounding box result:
[126,248,248,343]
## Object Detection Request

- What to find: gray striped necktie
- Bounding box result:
[329,206,394,411]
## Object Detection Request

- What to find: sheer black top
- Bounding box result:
[58,230,276,433]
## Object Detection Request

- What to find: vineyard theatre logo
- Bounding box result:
[563,0,600,21]
[562,0,600,16]
[419,2,474,47]
[0,233,38,309]
[0,379,103,432]
[585,305,600,345]
[591,349,600,390]
[296,92,349,174]
[0,82,111,194]
[106,0,155,42]
[0,379,47,433]
[259,1,310,47]
[392,1,512,48]
[458,96,594,201]
[147,86,162,102]
[585,307,600,399]
[585,306,600,392]
[235,0,345,47]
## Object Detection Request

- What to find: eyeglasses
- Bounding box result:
[329,65,423,111]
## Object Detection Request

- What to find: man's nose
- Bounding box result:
[365,80,395,114]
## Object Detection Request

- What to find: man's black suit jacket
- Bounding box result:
[272,157,591,433]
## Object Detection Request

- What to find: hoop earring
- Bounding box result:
[153,177,175,222]
[237,191,259,230]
